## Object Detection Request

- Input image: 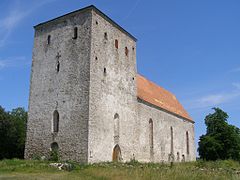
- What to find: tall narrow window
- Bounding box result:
[115,39,118,49]
[56,61,60,73]
[47,35,51,45]
[149,119,153,160]
[104,32,108,40]
[114,113,120,144]
[186,131,189,155]
[170,126,173,154]
[53,110,59,133]
[73,27,78,39]
[125,47,129,56]
[104,67,106,75]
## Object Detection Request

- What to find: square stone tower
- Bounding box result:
[25,5,138,163]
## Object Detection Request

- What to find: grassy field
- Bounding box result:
[0,159,240,180]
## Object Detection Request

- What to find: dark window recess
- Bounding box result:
[104,67,106,75]
[149,119,153,149]
[132,47,135,51]
[56,61,60,72]
[104,32,108,40]
[51,142,59,151]
[96,21,98,25]
[170,127,173,154]
[125,47,129,56]
[115,39,118,49]
[186,131,190,155]
[53,110,59,133]
[95,57,98,60]
[47,35,51,45]
[73,27,78,39]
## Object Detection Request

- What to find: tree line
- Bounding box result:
[0,106,27,159]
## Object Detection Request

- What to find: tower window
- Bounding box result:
[53,110,59,133]
[56,61,60,73]
[114,113,120,144]
[47,35,51,45]
[96,21,98,25]
[104,32,108,40]
[125,47,129,56]
[115,39,118,49]
[104,67,106,75]
[73,27,78,39]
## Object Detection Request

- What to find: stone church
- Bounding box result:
[25,5,196,163]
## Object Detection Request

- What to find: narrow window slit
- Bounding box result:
[104,32,108,40]
[115,39,118,49]
[125,47,129,56]
[73,27,78,39]
[186,131,190,155]
[56,61,60,73]
[53,110,59,133]
[47,35,51,45]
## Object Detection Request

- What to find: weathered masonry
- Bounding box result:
[25,5,196,163]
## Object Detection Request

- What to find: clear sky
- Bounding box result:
[0,0,240,153]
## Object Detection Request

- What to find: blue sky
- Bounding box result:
[0,0,240,152]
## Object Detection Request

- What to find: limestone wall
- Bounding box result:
[25,6,196,164]
[25,9,92,163]
[88,10,138,163]
[136,99,196,162]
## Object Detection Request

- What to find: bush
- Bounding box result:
[49,150,59,162]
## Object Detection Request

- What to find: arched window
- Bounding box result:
[112,144,122,162]
[73,27,78,39]
[186,131,189,155]
[149,119,153,149]
[149,119,153,160]
[53,110,59,133]
[114,113,120,144]
[170,126,173,154]
[51,142,59,151]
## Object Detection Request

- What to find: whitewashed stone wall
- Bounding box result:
[25,9,92,163]
[25,6,196,163]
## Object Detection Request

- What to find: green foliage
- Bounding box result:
[0,106,27,160]
[49,149,59,162]
[1,159,240,179]
[198,108,240,161]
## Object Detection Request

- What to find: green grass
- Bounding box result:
[0,159,240,180]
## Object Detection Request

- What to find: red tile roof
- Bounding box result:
[137,74,193,122]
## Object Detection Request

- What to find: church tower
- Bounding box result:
[25,5,138,163]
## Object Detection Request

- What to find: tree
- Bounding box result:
[0,106,27,159]
[198,108,240,161]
